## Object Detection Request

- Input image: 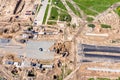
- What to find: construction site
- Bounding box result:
[66,2,120,80]
[0,0,75,80]
[0,0,120,80]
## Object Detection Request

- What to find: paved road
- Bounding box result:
[84,53,120,60]
[82,44,120,53]
[34,0,48,26]
[81,53,120,62]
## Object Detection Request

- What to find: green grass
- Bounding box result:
[52,0,67,10]
[89,77,120,80]
[76,4,97,16]
[73,0,120,16]
[87,17,94,22]
[43,4,49,24]
[48,0,51,2]
[88,24,95,28]
[88,78,95,80]
[48,8,71,24]
[47,21,56,25]
[47,0,73,25]
[36,4,41,13]
[59,12,71,22]
[49,7,58,20]
[66,1,81,17]
[115,6,120,16]
[89,78,110,80]
[101,24,111,28]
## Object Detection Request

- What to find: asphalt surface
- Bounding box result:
[82,44,120,53]
[34,0,48,25]
[80,53,120,62]
[0,39,55,60]
[25,40,55,60]
[84,53,120,60]
[78,44,120,62]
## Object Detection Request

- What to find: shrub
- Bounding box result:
[101,24,111,28]
[87,17,94,22]
[88,24,95,28]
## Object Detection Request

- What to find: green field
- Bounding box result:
[73,0,120,16]
[48,0,51,2]
[89,77,120,80]
[48,8,71,24]
[36,4,41,14]
[101,24,111,28]
[115,6,120,16]
[66,1,81,17]
[52,0,67,10]
[49,7,58,20]
[89,78,110,80]
[43,4,49,24]
[59,11,71,22]
[86,17,94,22]
[47,0,73,25]
[47,21,56,25]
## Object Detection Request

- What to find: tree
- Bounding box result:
[88,24,95,28]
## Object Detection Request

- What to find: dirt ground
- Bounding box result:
[67,62,120,80]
